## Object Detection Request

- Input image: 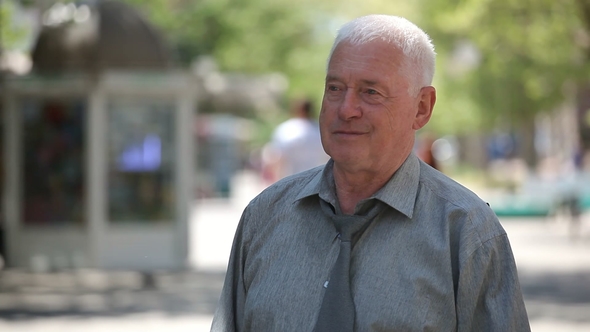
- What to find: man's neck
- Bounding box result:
[332,160,404,215]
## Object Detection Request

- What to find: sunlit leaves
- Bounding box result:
[419,0,589,134]
[0,0,31,51]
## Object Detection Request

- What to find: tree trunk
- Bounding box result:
[577,84,590,153]
[518,118,537,169]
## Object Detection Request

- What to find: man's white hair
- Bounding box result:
[328,15,436,95]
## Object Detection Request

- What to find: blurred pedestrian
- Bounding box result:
[212,14,530,332]
[262,98,329,183]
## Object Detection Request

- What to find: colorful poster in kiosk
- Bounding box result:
[107,98,176,223]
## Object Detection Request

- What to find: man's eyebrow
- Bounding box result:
[325,75,340,82]
[360,79,384,86]
[362,80,394,97]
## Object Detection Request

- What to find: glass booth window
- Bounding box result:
[22,99,86,225]
[108,99,175,223]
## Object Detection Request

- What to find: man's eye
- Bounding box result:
[327,85,340,91]
[361,88,385,104]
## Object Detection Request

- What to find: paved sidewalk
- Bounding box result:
[1,173,590,331]
[0,268,224,331]
[0,173,259,332]
[501,216,590,332]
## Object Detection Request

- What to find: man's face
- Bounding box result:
[320,40,429,174]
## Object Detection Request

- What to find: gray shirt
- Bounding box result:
[211,153,530,332]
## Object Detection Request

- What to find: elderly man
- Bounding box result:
[211,14,530,332]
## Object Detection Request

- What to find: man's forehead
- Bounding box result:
[325,73,382,87]
[329,41,403,68]
[326,49,405,85]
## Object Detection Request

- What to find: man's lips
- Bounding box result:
[333,130,366,135]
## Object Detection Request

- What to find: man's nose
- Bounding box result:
[338,89,362,120]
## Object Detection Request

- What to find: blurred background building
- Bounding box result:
[0,0,286,271]
[1,0,196,271]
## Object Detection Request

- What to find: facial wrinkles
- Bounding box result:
[336,66,408,104]
[325,83,396,113]
[326,42,414,139]
[328,90,397,141]
[368,82,417,161]
[378,100,396,133]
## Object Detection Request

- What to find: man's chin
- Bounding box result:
[331,155,368,168]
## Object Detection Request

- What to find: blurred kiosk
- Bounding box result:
[2,71,196,271]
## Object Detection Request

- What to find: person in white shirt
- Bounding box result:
[263,98,329,182]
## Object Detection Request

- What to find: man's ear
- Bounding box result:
[412,86,436,130]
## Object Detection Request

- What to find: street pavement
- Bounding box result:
[503,217,590,332]
[1,172,590,331]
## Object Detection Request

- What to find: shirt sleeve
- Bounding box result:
[456,233,531,332]
[210,212,248,332]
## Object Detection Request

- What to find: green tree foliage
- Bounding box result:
[419,0,590,135]
[117,0,419,103]
[119,0,335,101]
[0,0,31,52]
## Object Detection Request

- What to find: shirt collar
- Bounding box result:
[295,153,420,218]
[295,159,337,206]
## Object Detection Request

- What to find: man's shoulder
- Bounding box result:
[419,163,489,211]
[250,165,324,210]
[235,166,324,247]
[418,163,507,253]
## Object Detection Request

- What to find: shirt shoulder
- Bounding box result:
[235,166,328,263]
[417,162,506,256]
[419,164,489,210]
[243,166,324,226]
